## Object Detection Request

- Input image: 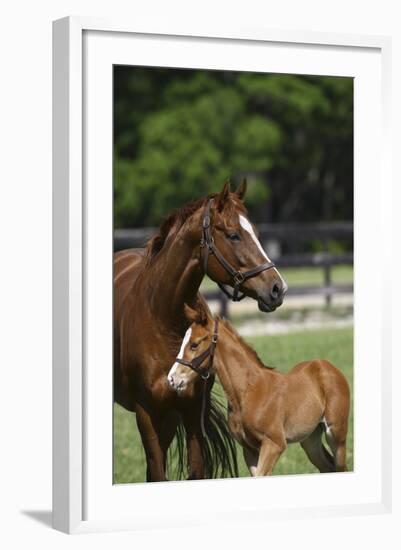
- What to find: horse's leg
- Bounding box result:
[330,439,347,472]
[324,422,348,472]
[323,400,349,472]
[300,424,336,473]
[254,437,285,476]
[160,411,180,475]
[135,403,167,482]
[181,406,204,480]
[243,446,259,477]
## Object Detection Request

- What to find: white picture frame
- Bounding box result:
[52,16,392,534]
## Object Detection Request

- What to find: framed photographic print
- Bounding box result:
[52,16,392,534]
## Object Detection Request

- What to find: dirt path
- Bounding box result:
[207,293,353,335]
[236,317,353,336]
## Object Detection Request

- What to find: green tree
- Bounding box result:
[114,67,353,228]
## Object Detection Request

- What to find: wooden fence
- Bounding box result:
[114,222,353,315]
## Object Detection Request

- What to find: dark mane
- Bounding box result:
[144,195,211,264]
[220,318,275,370]
[144,192,247,264]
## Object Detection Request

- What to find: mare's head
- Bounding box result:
[204,180,287,312]
[167,304,215,392]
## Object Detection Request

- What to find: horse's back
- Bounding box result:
[289,359,348,385]
[288,359,350,410]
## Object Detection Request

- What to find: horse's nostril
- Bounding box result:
[271,282,281,300]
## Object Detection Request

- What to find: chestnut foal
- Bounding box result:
[168,305,350,476]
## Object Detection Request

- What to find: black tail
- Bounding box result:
[201,385,239,478]
[167,418,186,481]
[167,381,238,480]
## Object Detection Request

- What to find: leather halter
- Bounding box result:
[175,319,219,380]
[200,199,276,301]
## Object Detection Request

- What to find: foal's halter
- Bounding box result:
[175,319,219,380]
[201,199,276,301]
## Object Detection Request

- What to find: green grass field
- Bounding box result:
[113,326,353,483]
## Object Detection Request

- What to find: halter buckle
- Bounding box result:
[203,215,211,229]
[233,271,245,285]
[201,371,211,380]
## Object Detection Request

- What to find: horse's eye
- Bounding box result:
[190,342,199,350]
[227,233,240,241]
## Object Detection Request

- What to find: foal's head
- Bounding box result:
[168,304,215,392]
[203,180,287,312]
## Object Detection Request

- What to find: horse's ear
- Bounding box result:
[184,303,208,326]
[198,307,208,326]
[184,304,202,325]
[184,303,198,324]
[235,178,247,201]
[216,180,231,212]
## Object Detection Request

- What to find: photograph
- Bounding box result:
[112,65,354,483]
[1,0,395,543]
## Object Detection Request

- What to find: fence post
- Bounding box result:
[220,292,229,319]
[323,239,332,307]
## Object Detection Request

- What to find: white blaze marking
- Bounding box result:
[239,214,288,292]
[239,215,271,261]
[168,327,192,379]
[177,326,192,359]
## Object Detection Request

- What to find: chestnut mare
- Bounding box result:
[114,180,287,481]
[168,304,350,476]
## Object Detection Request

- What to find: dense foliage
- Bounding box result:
[114,67,353,229]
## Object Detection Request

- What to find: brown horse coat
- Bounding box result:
[168,305,350,476]
[114,182,287,481]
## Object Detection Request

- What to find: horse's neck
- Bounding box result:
[145,221,203,323]
[215,322,263,410]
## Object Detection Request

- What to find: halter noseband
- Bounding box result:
[201,199,276,301]
[175,319,219,380]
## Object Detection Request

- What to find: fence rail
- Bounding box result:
[114,223,353,252]
[114,222,353,315]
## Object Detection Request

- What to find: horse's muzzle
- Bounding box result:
[257,279,287,312]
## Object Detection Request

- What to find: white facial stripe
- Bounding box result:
[239,215,271,262]
[177,327,192,359]
[168,327,192,380]
[239,215,289,293]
